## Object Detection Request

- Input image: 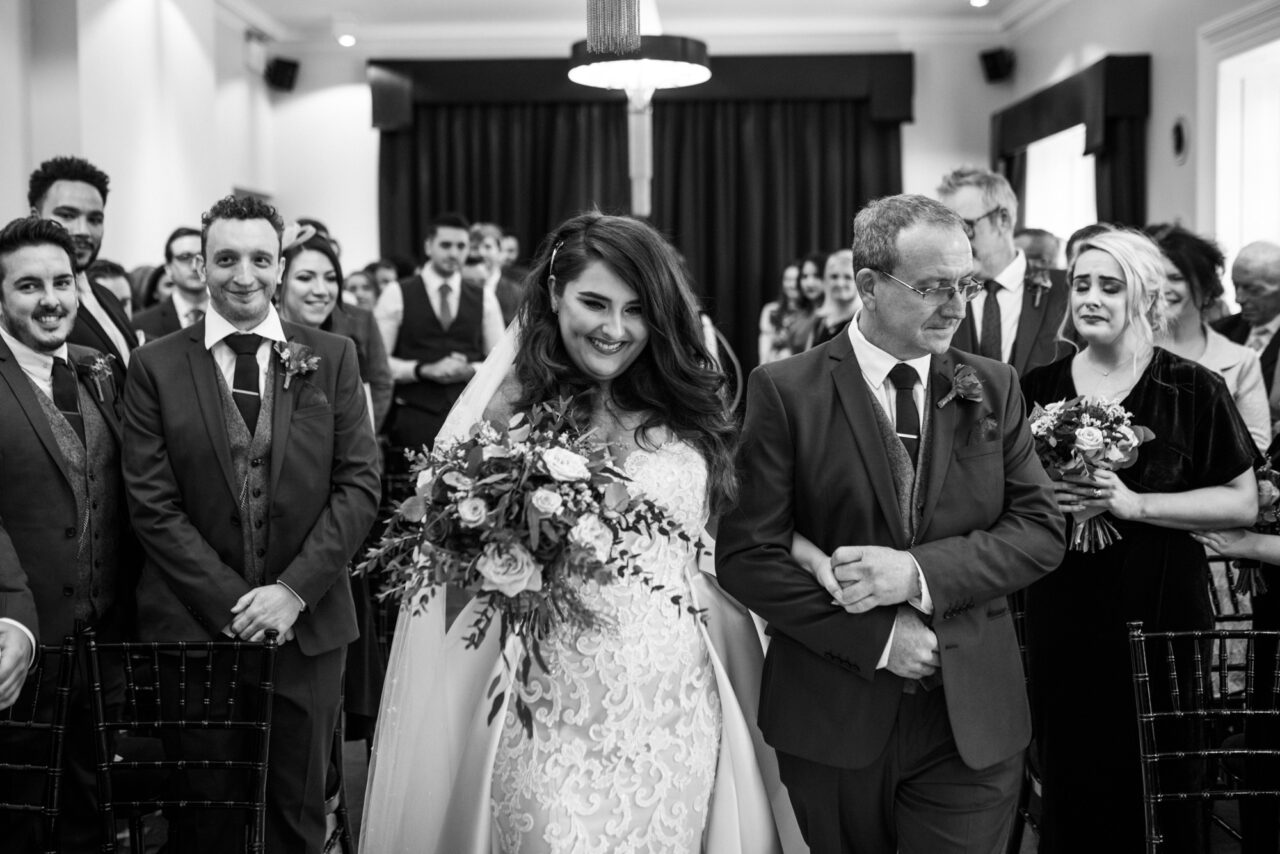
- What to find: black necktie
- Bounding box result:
[52,357,86,446]
[887,363,920,464]
[980,280,1002,361]
[226,334,263,432]
[438,282,453,331]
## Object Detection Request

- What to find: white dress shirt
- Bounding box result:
[969,250,1027,364]
[172,288,209,328]
[77,273,131,366]
[204,304,287,391]
[846,317,935,669]
[374,266,504,382]
[0,326,71,662]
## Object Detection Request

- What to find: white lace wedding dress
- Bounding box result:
[490,442,721,853]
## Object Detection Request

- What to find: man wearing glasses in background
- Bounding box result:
[937,166,1070,377]
[133,226,206,341]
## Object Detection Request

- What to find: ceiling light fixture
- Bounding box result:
[568,0,710,216]
[970,0,990,7]
[332,16,356,48]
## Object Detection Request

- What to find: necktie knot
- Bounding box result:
[888,363,918,391]
[226,333,262,356]
[985,280,1001,295]
[187,308,205,326]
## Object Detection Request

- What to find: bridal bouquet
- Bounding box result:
[1028,396,1155,552]
[360,397,701,731]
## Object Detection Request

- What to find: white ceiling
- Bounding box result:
[226,0,1051,50]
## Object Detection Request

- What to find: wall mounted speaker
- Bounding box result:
[264,58,299,92]
[980,48,1015,83]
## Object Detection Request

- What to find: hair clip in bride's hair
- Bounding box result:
[547,240,565,290]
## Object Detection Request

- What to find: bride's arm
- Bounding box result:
[792,532,842,602]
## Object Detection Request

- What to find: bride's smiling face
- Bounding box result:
[553,261,650,389]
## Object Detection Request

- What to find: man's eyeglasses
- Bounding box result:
[874,269,983,304]
[960,206,1004,239]
[171,253,200,265]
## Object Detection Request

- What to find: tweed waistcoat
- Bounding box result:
[866,388,935,543]
[215,363,275,586]
[28,377,120,622]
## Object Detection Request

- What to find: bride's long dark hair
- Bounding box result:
[514,212,738,514]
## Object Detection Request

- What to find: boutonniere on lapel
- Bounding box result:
[274,340,320,390]
[1025,266,1053,309]
[937,364,984,409]
[76,353,116,403]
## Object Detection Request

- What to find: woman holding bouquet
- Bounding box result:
[1020,229,1258,852]
[361,212,802,853]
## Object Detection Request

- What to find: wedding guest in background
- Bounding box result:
[1021,229,1257,853]
[471,221,524,325]
[757,259,812,364]
[28,156,137,389]
[369,257,406,291]
[499,229,528,281]
[1146,223,1270,450]
[344,269,379,311]
[807,248,858,348]
[1066,222,1114,266]
[297,217,338,256]
[122,195,380,853]
[133,226,206,341]
[87,258,134,317]
[0,216,139,853]
[798,251,826,310]
[138,263,174,311]
[1214,241,1280,434]
[1015,227,1063,270]
[939,166,1070,376]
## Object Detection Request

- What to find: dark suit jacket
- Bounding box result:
[950,268,1070,377]
[132,296,182,342]
[1214,313,1280,394]
[326,305,393,432]
[0,339,138,643]
[716,334,1065,770]
[67,279,137,388]
[122,321,381,656]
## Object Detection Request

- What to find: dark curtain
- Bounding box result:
[1093,117,1146,226]
[378,102,630,266]
[651,99,901,371]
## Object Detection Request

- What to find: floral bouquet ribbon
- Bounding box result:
[1029,396,1155,552]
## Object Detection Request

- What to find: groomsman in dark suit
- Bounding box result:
[122,195,380,852]
[28,156,137,388]
[938,166,1071,377]
[1214,241,1280,432]
[0,216,138,853]
[132,226,207,341]
[718,195,1064,853]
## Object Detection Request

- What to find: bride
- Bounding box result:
[361,212,803,853]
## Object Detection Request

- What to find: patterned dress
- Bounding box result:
[490,442,722,853]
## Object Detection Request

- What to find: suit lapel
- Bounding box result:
[269,340,295,493]
[75,304,119,358]
[1011,286,1048,375]
[91,281,136,351]
[953,311,976,355]
[67,345,124,444]
[186,329,239,501]
[0,341,75,487]
[917,353,958,537]
[1262,333,1280,395]
[829,339,908,546]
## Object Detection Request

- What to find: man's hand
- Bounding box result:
[419,353,471,384]
[885,606,940,681]
[229,584,304,643]
[830,545,922,613]
[0,623,34,710]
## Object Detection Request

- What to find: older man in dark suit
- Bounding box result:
[123,196,380,852]
[28,156,137,388]
[0,216,138,853]
[717,194,1065,853]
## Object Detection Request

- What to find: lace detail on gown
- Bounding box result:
[491,442,722,853]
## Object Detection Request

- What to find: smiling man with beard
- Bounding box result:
[0,216,138,852]
[28,156,137,389]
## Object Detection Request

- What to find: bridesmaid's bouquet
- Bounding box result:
[361,398,701,730]
[1029,396,1155,552]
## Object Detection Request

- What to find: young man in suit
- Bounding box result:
[0,215,138,852]
[132,226,206,341]
[122,195,380,852]
[717,194,1065,853]
[28,156,137,388]
[938,166,1071,377]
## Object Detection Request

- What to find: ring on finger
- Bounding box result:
[1093,487,1101,498]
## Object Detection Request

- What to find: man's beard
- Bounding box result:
[74,241,100,273]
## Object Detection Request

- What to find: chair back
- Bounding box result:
[0,634,77,854]
[1128,621,1280,854]
[84,629,278,854]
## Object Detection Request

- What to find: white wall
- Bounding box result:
[1004,0,1260,229]
[0,0,32,216]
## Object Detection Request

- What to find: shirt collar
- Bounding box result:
[1254,314,1280,337]
[423,264,461,292]
[847,312,931,389]
[992,250,1027,295]
[171,288,207,318]
[204,304,288,351]
[0,324,68,376]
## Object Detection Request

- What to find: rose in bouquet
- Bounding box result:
[1028,396,1156,551]
[359,397,702,734]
